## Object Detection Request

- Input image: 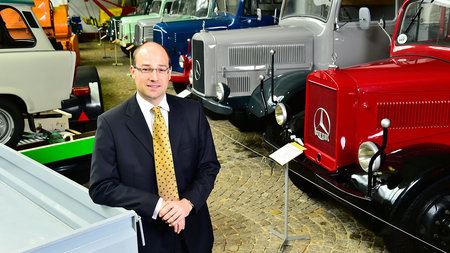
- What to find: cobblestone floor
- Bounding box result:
[80,40,388,253]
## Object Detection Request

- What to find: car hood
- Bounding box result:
[339,56,450,93]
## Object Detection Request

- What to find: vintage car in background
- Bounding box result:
[0,0,102,148]
[105,0,153,42]
[112,0,175,55]
[268,0,450,252]
[148,0,282,92]
[115,0,217,55]
[133,0,215,65]
[187,0,401,130]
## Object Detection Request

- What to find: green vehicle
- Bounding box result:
[105,0,153,42]
[116,0,213,55]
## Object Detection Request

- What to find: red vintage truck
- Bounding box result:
[267,0,450,252]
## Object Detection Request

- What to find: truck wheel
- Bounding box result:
[386,177,450,252]
[173,82,187,94]
[0,100,24,148]
[120,46,135,56]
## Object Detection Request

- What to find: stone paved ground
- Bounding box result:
[80,40,388,253]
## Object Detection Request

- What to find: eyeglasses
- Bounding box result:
[133,65,171,74]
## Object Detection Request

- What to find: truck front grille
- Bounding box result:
[192,39,205,94]
[134,24,141,44]
[228,44,306,66]
[305,81,337,162]
[377,101,450,129]
[143,26,153,42]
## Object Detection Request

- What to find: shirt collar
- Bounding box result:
[136,93,170,113]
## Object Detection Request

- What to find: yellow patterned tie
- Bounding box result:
[151,106,179,201]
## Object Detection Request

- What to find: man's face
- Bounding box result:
[131,43,171,106]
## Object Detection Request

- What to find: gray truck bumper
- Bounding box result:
[189,88,233,115]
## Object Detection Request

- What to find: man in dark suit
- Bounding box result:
[89,42,220,252]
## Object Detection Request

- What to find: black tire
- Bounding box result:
[173,82,188,94]
[0,100,24,148]
[385,176,450,253]
[120,46,135,57]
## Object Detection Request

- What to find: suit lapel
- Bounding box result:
[125,96,154,157]
[167,95,182,157]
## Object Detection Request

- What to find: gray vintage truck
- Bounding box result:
[188,0,401,128]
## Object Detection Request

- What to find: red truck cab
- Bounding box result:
[270,0,450,252]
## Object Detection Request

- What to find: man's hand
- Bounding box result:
[159,198,193,233]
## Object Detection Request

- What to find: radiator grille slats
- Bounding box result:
[377,101,450,129]
[228,44,305,66]
[227,76,250,95]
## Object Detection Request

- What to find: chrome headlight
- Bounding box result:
[178,55,184,69]
[358,141,381,172]
[275,103,287,126]
[215,83,229,102]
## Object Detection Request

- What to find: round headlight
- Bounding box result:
[275,103,287,126]
[216,83,225,102]
[178,55,185,69]
[358,141,381,172]
[189,68,193,85]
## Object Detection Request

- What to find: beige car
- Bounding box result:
[0,0,75,147]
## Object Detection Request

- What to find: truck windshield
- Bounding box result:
[398,0,450,46]
[135,0,150,15]
[171,0,210,17]
[281,0,332,22]
[215,0,240,16]
[149,0,162,14]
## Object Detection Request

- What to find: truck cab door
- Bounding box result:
[238,0,281,28]
[333,0,398,68]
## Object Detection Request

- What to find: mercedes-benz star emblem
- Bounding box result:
[194,60,201,81]
[313,108,330,142]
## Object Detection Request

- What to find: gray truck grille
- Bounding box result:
[227,76,250,95]
[143,26,153,40]
[228,44,306,66]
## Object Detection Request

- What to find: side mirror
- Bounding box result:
[359,7,371,30]
[257,8,262,21]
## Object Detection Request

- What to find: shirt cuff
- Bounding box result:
[152,197,163,219]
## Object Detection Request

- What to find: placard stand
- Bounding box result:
[269,143,309,252]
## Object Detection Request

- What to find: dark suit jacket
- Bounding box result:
[89,94,220,253]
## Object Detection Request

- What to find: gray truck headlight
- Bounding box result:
[275,103,287,126]
[358,141,381,172]
[216,83,229,102]
[179,55,184,69]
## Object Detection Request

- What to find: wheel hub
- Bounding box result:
[0,108,14,143]
[420,195,450,250]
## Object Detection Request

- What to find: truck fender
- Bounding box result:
[383,144,450,222]
[374,144,450,252]
[247,70,311,118]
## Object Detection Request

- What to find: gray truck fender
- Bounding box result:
[247,70,311,118]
